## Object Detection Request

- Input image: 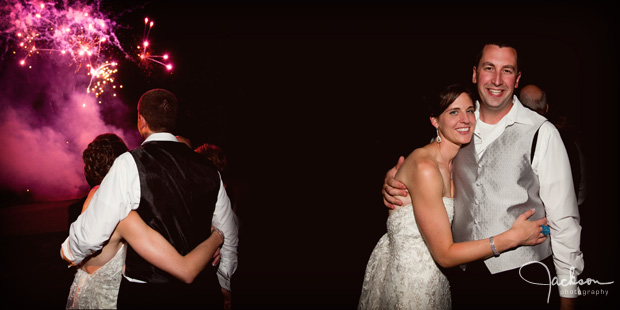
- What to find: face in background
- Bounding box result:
[432,92,476,146]
[472,44,521,117]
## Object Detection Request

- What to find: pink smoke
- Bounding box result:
[0,0,144,202]
[0,74,140,201]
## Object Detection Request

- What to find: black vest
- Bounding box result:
[124,141,220,283]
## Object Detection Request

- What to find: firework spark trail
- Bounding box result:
[1,0,130,97]
[139,17,173,71]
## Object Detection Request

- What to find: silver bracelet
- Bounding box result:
[213,227,225,244]
[489,236,500,257]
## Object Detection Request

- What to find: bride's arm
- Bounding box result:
[397,157,547,268]
[116,211,223,284]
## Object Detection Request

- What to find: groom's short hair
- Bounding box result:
[474,41,521,74]
[137,89,178,133]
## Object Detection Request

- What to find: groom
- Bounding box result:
[382,43,583,309]
[61,89,238,308]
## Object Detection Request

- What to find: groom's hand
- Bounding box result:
[222,288,232,309]
[60,241,77,266]
[560,297,576,310]
[212,248,221,266]
[382,156,408,209]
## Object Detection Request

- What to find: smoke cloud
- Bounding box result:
[0,0,142,202]
[0,59,140,202]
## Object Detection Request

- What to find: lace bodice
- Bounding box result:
[359,197,454,310]
[66,243,127,309]
[390,197,454,238]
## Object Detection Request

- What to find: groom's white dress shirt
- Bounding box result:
[473,97,583,298]
[62,132,239,291]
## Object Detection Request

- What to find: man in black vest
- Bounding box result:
[62,89,238,309]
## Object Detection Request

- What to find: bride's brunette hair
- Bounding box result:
[83,133,129,187]
[427,84,474,118]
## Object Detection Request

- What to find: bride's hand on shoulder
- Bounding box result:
[509,209,548,246]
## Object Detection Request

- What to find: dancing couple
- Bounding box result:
[62,89,238,309]
[359,43,583,309]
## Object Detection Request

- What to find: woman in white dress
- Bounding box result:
[358,85,548,310]
[65,134,224,309]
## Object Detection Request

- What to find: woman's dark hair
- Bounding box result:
[428,84,474,118]
[195,143,228,173]
[83,133,129,187]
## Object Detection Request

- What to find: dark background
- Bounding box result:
[2,1,618,308]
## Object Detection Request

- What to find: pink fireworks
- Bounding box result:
[138,17,173,71]
[1,0,173,97]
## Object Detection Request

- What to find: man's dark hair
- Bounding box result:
[137,89,179,133]
[474,42,521,74]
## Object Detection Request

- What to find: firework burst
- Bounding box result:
[138,17,173,72]
[1,0,172,97]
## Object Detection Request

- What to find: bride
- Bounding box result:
[358,85,548,309]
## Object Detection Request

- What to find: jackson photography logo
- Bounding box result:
[519,261,614,303]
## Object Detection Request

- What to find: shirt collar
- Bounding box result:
[142,132,179,145]
[474,95,535,138]
[508,95,537,126]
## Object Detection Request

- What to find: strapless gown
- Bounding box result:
[66,243,127,309]
[359,197,454,310]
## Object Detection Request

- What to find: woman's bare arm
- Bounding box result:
[397,156,547,268]
[116,211,223,284]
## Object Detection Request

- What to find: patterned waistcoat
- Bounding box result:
[452,112,552,273]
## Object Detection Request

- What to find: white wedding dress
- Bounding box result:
[66,244,127,309]
[359,197,454,310]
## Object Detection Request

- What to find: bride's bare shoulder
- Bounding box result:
[398,145,439,177]
[406,144,436,164]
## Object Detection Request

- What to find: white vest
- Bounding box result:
[452,111,552,274]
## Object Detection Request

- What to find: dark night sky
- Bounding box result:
[125,2,617,307]
[2,1,618,308]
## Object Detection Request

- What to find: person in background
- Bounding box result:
[520,84,586,206]
[194,142,237,308]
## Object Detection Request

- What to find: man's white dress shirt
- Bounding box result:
[62,132,238,291]
[474,96,583,298]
